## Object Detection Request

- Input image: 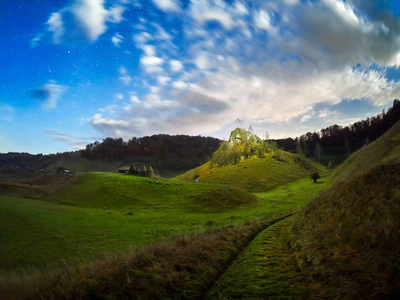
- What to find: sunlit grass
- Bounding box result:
[175,152,320,192]
[0,173,325,272]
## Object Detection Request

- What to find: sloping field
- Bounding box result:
[176,151,318,192]
[332,120,400,183]
[0,172,326,273]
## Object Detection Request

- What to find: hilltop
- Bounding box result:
[176,128,321,192]
[288,120,400,298]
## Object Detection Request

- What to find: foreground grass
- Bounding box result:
[205,217,307,299]
[0,173,326,272]
[0,216,290,300]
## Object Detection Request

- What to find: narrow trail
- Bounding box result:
[200,213,296,300]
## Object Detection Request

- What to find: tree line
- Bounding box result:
[273,100,400,164]
[82,134,221,171]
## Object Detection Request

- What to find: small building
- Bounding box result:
[118,166,131,174]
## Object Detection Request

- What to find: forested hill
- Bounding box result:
[274,99,400,163]
[81,134,221,170]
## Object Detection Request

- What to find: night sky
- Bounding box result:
[2,0,400,154]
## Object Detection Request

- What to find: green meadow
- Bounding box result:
[0,172,326,273]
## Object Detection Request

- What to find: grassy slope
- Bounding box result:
[289,121,400,298]
[0,216,290,300]
[175,151,318,192]
[332,120,400,183]
[0,172,325,272]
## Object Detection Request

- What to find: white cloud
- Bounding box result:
[89,0,400,140]
[194,54,211,70]
[169,59,183,72]
[107,5,125,23]
[43,0,126,45]
[116,93,124,100]
[153,0,181,12]
[69,0,108,42]
[111,33,123,47]
[157,75,172,85]
[172,80,188,90]
[134,32,152,44]
[153,23,173,40]
[254,10,275,32]
[130,95,140,103]
[140,55,164,73]
[142,45,156,56]
[46,12,64,44]
[234,1,248,15]
[189,0,235,29]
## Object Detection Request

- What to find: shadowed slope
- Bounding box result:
[332,120,400,183]
[289,122,400,298]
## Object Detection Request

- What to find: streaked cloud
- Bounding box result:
[111,33,124,47]
[46,130,94,150]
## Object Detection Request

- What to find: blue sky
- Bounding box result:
[2,0,400,154]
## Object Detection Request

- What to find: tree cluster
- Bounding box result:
[211,128,271,166]
[81,134,221,171]
[129,164,154,177]
[274,100,400,161]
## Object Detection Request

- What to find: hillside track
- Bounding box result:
[201,213,296,299]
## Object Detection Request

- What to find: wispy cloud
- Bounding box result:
[46,130,97,150]
[30,81,65,110]
[111,33,124,47]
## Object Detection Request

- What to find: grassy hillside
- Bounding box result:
[288,122,400,298]
[0,216,291,300]
[0,172,325,273]
[332,120,400,183]
[176,151,320,192]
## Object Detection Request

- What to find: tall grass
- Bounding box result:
[0,216,290,300]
